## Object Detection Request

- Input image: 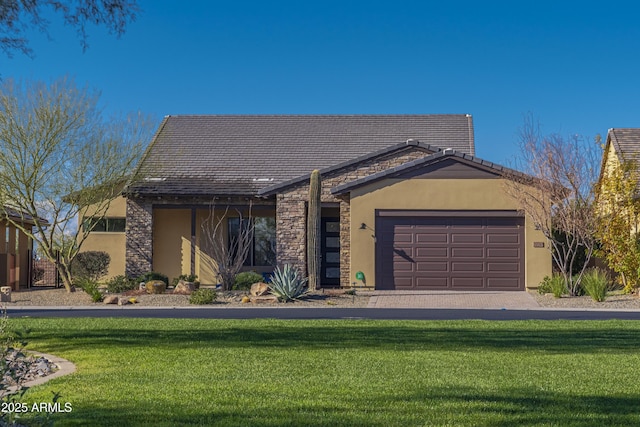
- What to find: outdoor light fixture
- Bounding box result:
[360,223,367,230]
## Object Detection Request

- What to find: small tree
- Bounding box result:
[595,158,640,292]
[201,201,255,291]
[0,77,155,292]
[72,250,111,281]
[307,170,321,291]
[505,115,600,295]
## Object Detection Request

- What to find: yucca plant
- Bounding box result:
[268,264,308,302]
[581,268,611,302]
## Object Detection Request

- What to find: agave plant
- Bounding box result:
[268,264,308,302]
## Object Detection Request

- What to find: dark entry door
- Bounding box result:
[321,217,340,287]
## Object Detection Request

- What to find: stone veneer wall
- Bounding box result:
[125,197,153,278]
[276,146,431,287]
[125,195,275,278]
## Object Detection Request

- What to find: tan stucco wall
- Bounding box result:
[78,195,127,280]
[153,209,191,282]
[349,178,551,290]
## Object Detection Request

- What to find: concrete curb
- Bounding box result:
[23,351,76,388]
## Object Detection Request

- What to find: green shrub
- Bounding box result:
[106,275,138,293]
[538,274,566,298]
[234,271,264,290]
[136,271,169,286]
[74,277,103,303]
[581,268,611,302]
[172,274,200,287]
[72,251,111,281]
[268,264,308,302]
[189,288,217,305]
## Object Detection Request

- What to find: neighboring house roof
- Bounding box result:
[606,128,640,163]
[2,206,50,226]
[125,114,475,197]
[331,149,524,195]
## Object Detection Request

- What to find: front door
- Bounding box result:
[321,217,340,287]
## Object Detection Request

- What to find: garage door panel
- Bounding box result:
[376,214,524,291]
[415,247,448,257]
[452,262,484,272]
[451,247,484,258]
[452,233,484,244]
[487,248,520,258]
[416,276,449,288]
[451,277,484,289]
[416,262,449,272]
[487,234,519,244]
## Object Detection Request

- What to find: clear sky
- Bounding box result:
[5,1,639,165]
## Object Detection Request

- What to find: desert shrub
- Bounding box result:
[106,275,138,293]
[233,271,264,290]
[74,277,103,302]
[538,274,566,298]
[172,274,200,287]
[581,268,611,302]
[189,288,216,305]
[136,271,169,286]
[268,264,308,302]
[72,251,110,281]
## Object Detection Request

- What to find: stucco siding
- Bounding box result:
[153,209,191,282]
[349,178,551,290]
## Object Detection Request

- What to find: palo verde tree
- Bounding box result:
[0,0,140,58]
[595,158,640,292]
[0,77,155,292]
[504,115,601,296]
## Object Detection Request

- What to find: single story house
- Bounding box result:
[83,115,551,290]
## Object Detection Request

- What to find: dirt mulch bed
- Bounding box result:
[3,287,370,308]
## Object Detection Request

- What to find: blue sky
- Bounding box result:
[5,1,640,165]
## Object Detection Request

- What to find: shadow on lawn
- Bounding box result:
[48,386,640,426]
[21,319,640,354]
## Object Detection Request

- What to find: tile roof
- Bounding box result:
[126,115,475,197]
[607,128,640,163]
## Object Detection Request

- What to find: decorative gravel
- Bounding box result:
[531,291,640,310]
[3,288,370,308]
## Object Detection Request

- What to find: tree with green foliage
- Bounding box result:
[595,158,640,292]
[0,0,140,58]
[0,77,155,292]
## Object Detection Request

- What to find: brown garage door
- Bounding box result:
[376,213,524,291]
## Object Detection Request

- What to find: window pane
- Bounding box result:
[107,218,126,232]
[325,252,340,263]
[254,217,276,266]
[228,217,250,266]
[325,237,340,248]
[325,267,341,278]
[83,217,106,232]
[325,222,340,233]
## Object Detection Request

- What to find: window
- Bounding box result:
[82,217,126,232]
[228,216,276,266]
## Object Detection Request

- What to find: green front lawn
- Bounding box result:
[10,318,640,426]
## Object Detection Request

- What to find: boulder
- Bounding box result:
[250,295,279,304]
[145,280,166,294]
[241,295,251,304]
[250,282,269,296]
[174,280,196,294]
[118,297,131,306]
[103,295,118,304]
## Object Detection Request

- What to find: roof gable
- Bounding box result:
[331,150,519,195]
[126,115,475,197]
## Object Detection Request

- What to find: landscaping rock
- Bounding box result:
[250,295,279,304]
[174,280,195,294]
[145,280,166,294]
[103,295,118,304]
[250,282,269,296]
[1,286,11,302]
[241,296,251,303]
[118,297,131,306]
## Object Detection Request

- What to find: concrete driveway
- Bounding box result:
[366,290,540,309]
